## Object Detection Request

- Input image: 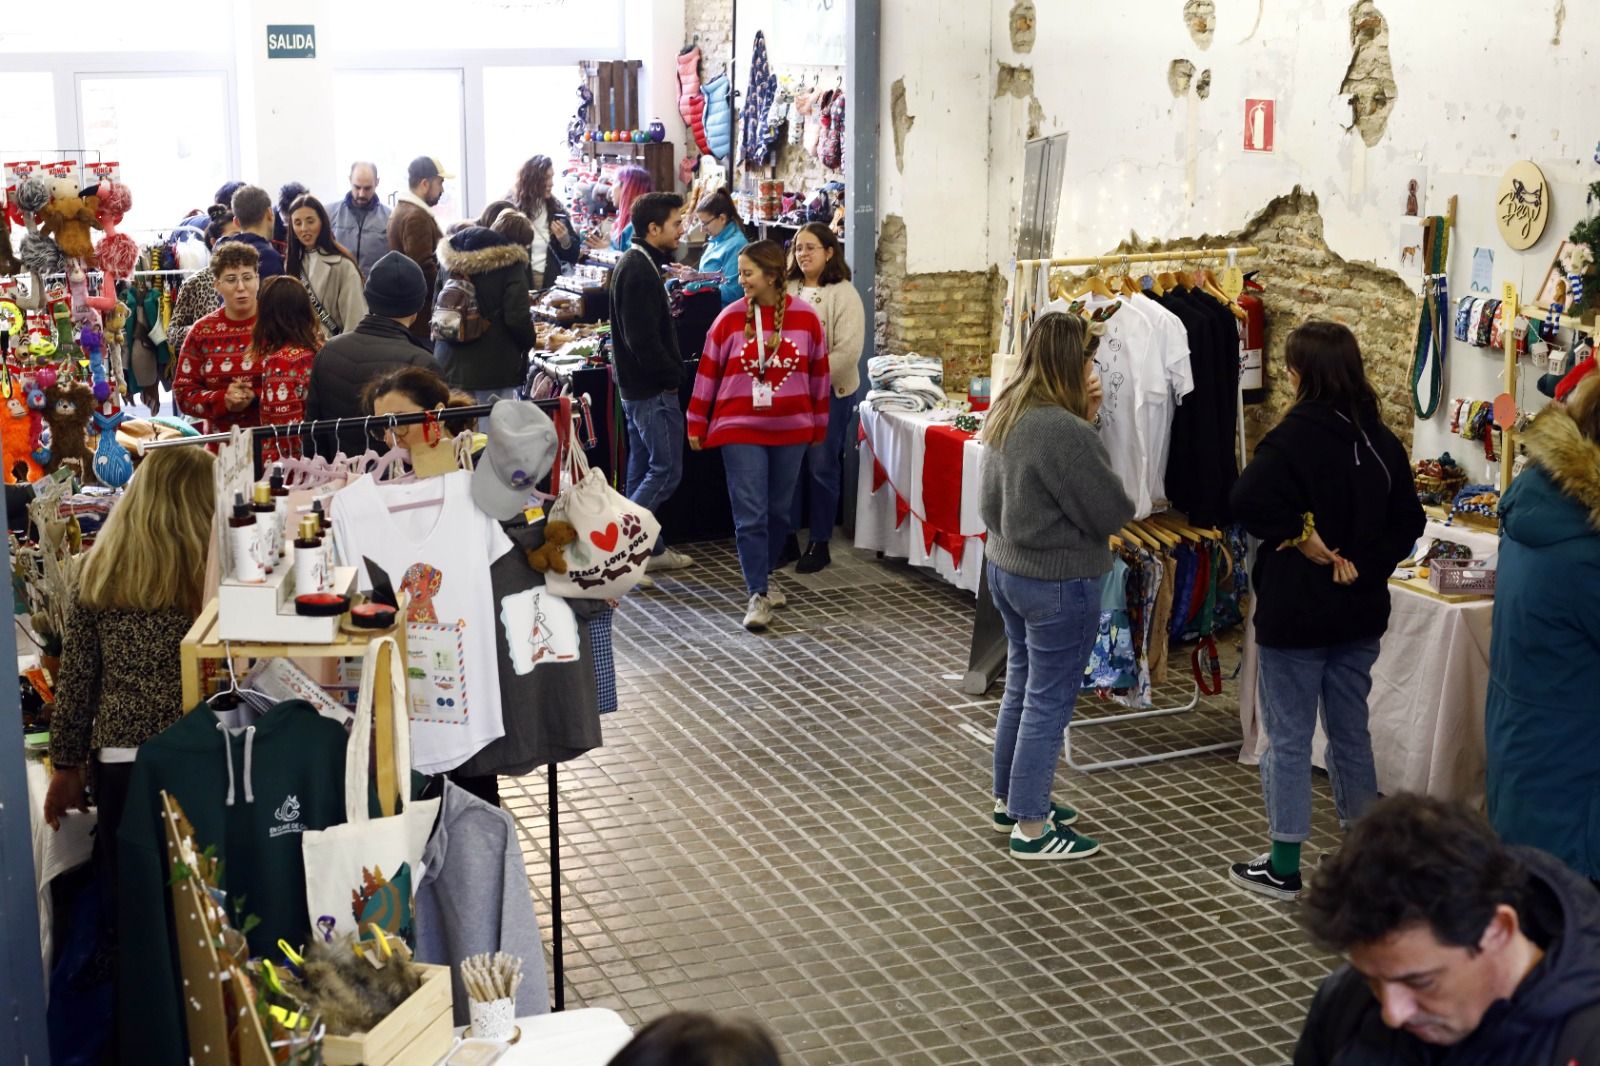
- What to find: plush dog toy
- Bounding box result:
[526,520,577,574]
[38,178,98,262]
[1,396,43,484]
[92,180,138,283]
[42,380,95,482]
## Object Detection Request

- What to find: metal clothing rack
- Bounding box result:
[143,395,597,1011]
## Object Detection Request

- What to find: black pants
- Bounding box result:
[90,760,136,928]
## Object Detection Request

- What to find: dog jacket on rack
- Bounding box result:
[677,45,711,156]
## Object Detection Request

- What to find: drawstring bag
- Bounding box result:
[545,428,660,600]
[301,637,440,947]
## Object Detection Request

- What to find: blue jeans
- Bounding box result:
[791,392,859,544]
[1257,638,1382,842]
[623,392,685,553]
[722,443,806,597]
[988,563,1101,822]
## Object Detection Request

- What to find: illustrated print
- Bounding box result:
[351,863,414,943]
[400,563,444,622]
[500,587,580,675]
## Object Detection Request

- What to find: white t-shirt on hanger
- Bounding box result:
[330,469,514,775]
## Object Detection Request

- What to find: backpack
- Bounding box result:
[431,270,489,343]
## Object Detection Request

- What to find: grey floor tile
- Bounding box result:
[504,540,1346,1065]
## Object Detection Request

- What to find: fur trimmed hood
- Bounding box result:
[436,233,530,275]
[1522,403,1600,531]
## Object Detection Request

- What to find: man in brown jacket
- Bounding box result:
[387,155,451,340]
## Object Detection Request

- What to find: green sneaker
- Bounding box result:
[992,799,1080,833]
[1009,823,1101,862]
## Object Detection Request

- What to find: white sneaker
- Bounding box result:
[742,594,773,631]
[767,581,787,608]
[647,548,694,572]
[633,573,656,590]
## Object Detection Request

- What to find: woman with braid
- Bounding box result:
[687,241,830,632]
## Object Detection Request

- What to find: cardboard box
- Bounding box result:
[323,963,454,1066]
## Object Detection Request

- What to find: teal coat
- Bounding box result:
[696,221,749,305]
[1487,404,1600,878]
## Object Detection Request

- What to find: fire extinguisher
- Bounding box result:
[1238,273,1267,405]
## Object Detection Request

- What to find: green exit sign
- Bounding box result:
[267,25,316,59]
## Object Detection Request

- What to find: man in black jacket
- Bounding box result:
[1295,794,1600,1064]
[305,251,439,457]
[610,191,693,573]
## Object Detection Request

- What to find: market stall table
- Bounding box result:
[1237,532,1494,805]
[853,405,986,594]
[447,1007,633,1064]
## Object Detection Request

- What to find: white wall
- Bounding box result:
[877,0,1600,470]
[235,0,335,197]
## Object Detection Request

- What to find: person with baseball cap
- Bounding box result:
[388,155,455,341]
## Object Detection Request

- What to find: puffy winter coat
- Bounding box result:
[303,314,439,457]
[431,228,537,391]
[703,72,734,161]
[1487,402,1600,879]
[677,47,710,156]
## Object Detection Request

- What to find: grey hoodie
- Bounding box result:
[415,781,551,1023]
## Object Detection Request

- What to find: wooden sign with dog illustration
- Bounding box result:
[1496,161,1549,250]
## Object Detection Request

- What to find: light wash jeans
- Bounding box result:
[988,562,1101,822]
[1257,638,1382,842]
[722,443,806,597]
[622,391,685,554]
[791,392,860,544]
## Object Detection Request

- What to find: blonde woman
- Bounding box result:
[980,312,1131,862]
[43,447,217,906]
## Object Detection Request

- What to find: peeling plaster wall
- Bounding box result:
[980,0,1600,477]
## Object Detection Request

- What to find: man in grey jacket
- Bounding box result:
[327,161,391,278]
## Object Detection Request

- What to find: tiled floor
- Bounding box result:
[501,540,1348,1065]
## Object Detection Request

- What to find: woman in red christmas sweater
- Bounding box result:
[688,240,830,631]
[253,275,325,462]
[173,241,265,432]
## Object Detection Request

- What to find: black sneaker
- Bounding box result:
[1228,854,1303,901]
[796,541,832,574]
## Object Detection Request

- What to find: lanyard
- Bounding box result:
[754,307,769,378]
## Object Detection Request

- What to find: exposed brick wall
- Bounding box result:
[875,215,1005,390]
[1064,186,1419,452]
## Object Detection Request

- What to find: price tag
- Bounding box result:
[1219,266,1245,300]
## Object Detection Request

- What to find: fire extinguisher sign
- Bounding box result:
[1244,99,1274,153]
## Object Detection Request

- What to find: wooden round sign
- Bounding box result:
[1496,161,1550,250]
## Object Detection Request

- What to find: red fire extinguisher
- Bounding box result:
[1238,274,1267,405]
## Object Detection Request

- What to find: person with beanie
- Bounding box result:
[305,251,441,457]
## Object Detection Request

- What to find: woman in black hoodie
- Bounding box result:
[1227,320,1424,902]
[431,216,537,403]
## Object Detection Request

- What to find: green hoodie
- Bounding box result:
[116,700,348,1064]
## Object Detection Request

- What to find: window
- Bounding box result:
[77,73,233,238]
[0,73,57,171]
[0,1,230,51]
[332,70,467,226]
[324,0,623,53]
[481,67,584,208]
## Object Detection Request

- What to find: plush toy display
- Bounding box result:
[42,380,95,481]
[1,396,44,484]
[15,177,67,278]
[526,520,577,574]
[91,407,132,487]
[92,180,138,283]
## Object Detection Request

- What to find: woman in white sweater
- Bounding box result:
[785,222,867,573]
[285,193,368,337]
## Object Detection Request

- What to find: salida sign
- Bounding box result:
[267,25,316,59]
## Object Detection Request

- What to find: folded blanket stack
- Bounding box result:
[866,354,947,412]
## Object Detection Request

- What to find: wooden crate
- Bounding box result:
[322,963,454,1066]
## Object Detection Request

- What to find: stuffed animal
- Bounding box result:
[526,520,577,574]
[91,407,132,487]
[92,180,138,284]
[1,396,44,484]
[15,176,67,278]
[42,380,95,482]
[38,179,98,262]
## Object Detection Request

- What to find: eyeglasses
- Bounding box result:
[218,273,258,288]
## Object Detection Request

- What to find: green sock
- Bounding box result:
[1270,840,1302,878]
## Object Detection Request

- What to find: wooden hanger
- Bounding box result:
[1174,268,1196,292]
[1070,270,1115,300]
[1148,514,1200,543]
[1156,269,1178,292]
[1132,518,1180,549]
[1120,524,1160,550]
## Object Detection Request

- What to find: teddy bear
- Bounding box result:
[42,380,96,482]
[525,520,577,574]
[38,178,99,262]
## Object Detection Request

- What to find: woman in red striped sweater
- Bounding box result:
[688,240,831,631]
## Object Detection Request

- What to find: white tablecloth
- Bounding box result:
[1237,581,1494,806]
[27,755,97,968]
[853,406,986,594]
[446,1007,632,1064]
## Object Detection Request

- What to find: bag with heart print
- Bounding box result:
[544,427,660,600]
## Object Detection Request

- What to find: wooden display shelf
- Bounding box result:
[582,140,676,195]
[180,596,411,816]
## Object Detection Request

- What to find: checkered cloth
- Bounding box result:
[588,606,617,714]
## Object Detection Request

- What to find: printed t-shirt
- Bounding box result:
[330,469,512,774]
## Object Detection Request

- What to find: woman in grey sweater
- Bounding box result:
[979,312,1135,862]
